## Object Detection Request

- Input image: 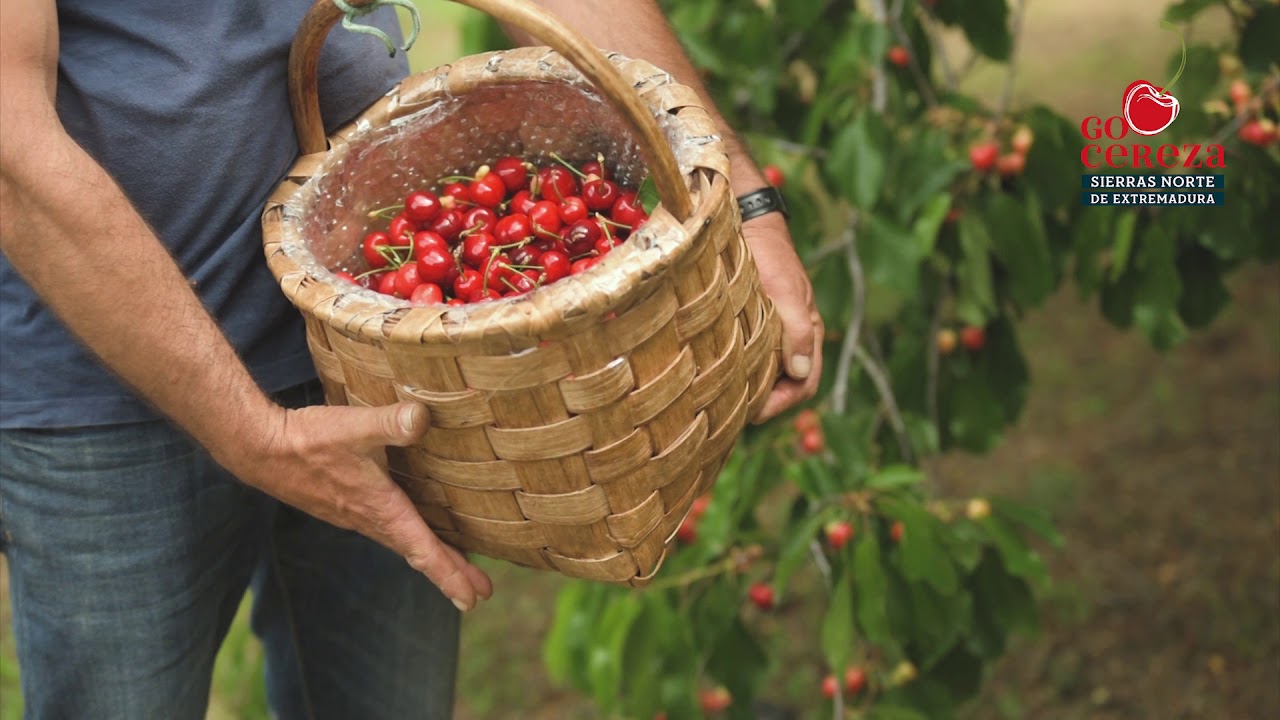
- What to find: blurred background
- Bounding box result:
[1,0,1276,718]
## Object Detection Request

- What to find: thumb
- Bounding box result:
[349,402,430,449]
[775,298,817,381]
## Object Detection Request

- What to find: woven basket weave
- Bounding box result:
[262,0,781,586]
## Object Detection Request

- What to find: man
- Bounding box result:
[0,0,821,717]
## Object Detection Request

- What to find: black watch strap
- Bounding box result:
[737,186,789,222]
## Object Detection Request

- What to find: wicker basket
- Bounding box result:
[262,0,781,586]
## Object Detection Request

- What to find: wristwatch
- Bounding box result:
[737,186,790,223]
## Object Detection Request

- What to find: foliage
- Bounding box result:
[460,0,1280,717]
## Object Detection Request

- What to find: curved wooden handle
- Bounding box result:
[287,0,694,219]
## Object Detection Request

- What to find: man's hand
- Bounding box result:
[742,213,823,422]
[227,402,493,612]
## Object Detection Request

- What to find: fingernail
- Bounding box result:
[790,354,812,379]
[399,405,422,434]
[452,598,471,613]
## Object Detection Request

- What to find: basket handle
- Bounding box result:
[288,0,694,220]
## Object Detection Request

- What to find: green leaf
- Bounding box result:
[867,465,925,490]
[868,706,931,720]
[1071,207,1115,298]
[1163,0,1221,23]
[621,601,678,718]
[774,505,839,598]
[1240,4,1280,72]
[976,515,1048,586]
[958,0,1012,61]
[1176,244,1231,329]
[827,110,889,210]
[942,367,1006,453]
[989,496,1064,548]
[977,317,1029,425]
[861,213,923,300]
[971,549,1040,639]
[706,618,769,703]
[911,193,952,258]
[637,176,660,215]
[543,582,597,687]
[983,193,1055,307]
[853,531,892,644]
[884,499,959,595]
[585,596,644,708]
[1132,224,1187,349]
[821,566,856,672]
[1111,210,1141,280]
[954,216,997,326]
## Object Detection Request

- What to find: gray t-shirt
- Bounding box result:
[0,1,408,428]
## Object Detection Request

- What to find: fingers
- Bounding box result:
[344,402,430,450]
[375,489,490,611]
[771,285,818,386]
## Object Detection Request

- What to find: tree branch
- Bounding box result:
[831,214,865,415]
[996,0,1028,119]
[887,0,940,107]
[854,343,915,464]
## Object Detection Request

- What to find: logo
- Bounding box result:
[1122,80,1179,136]
[1079,23,1224,207]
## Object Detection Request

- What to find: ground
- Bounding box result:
[1,0,1276,718]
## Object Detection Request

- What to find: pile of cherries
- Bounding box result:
[334,154,649,306]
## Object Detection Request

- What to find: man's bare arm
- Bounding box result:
[0,0,490,610]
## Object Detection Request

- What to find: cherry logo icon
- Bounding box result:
[1123,80,1179,136]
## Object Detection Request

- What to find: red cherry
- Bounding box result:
[461,232,496,268]
[763,164,785,188]
[463,206,498,235]
[538,167,577,202]
[494,213,532,245]
[581,158,610,180]
[375,271,398,296]
[824,521,854,550]
[510,189,538,215]
[690,495,711,520]
[409,282,443,305]
[675,516,697,543]
[510,244,541,268]
[388,212,416,243]
[412,230,448,260]
[428,209,466,243]
[404,190,442,224]
[698,687,731,714]
[473,287,503,303]
[887,45,911,68]
[441,182,470,203]
[539,250,571,283]
[469,173,506,208]
[890,520,905,544]
[611,192,645,228]
[1229,79,1251,108]
[747,582,775,611]
[822,674,840,699]
[529,200,563,237]
[844,667,867,695]
[793,408,820,433]
[482,254,516,289]
[594,235,620,257]
[334,271,356,284]
[510,273,537,295]
[564,219,602,256]
[446,297,467,307]
[582,179,620,212]
[453,268,483,299]
[960,325,986,351]
[558,196,589,225]
[969,142,999,172]
[1239,119,1275,146]
[997,153,1026,178]
[492,156,530,192]
[415,245,455,285]
[799,427,824,455]
[361,231,394,269]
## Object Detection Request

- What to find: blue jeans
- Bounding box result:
[0,382,459,719]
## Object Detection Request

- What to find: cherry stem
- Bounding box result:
[367,204,404,218]
[549,152,588,180]
[354,268,389,281]
[437,174,475,184]
[595,214,632,230]
[1158,20,1187,97]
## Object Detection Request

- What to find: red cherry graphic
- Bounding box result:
[1122,80,1179,136]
